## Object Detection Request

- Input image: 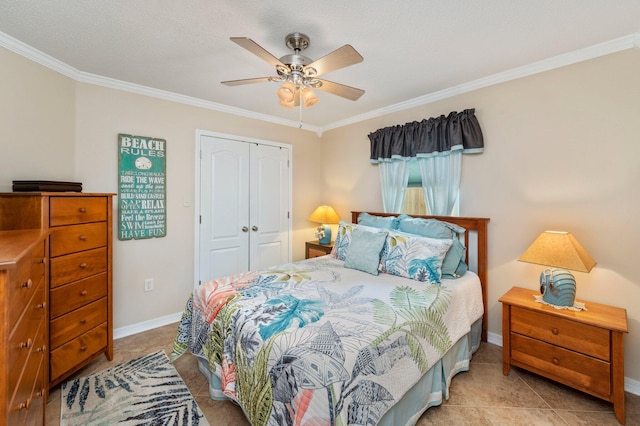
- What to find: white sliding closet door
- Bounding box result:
[199,134,290,284]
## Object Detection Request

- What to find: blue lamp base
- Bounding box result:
[540,268,576,307]
[317,225,331,244]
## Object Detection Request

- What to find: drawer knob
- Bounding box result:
[81,290,88,296]
[37,302,47,309]
[19,338,33,349]
[17,398,32,411]
[37,344,47,352]
[80,319,87,325]
[35,389,44,398]
[20,278,33,289]
[552,328,559,335]
[552,357,559,365]
[80,345,88,352]
[79,262,88,269]
[79,207,87,213]
[79,235,88,241]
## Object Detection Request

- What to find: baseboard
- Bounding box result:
[113,312,182,340]
[486,331,639,396]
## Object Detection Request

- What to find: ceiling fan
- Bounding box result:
[222,32,365,109]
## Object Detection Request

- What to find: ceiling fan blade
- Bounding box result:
[221,77,273,86]
[230,37,285,68]
[315,79,365,101]
[306,45,363,76]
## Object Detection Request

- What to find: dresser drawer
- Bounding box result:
[7,247,45,330]
[7,285,46,393]
[50,273,107,319]
[50,196,107,226]
[511,306,610,360]
[50,222,107,257]
[50,247,107,288]
[511,333,611,397]
[50,298,107,349]
[50,322,108,381]
[7,338,46,426]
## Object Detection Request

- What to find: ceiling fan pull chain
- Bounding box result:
[299,89,303,128]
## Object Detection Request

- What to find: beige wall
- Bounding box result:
[0,48,76,187]
[72,83,322,327]
[0,46,324,331]
[1,44,639,384]
[322,49,640,383]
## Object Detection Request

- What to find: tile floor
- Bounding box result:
[46,323,640,425]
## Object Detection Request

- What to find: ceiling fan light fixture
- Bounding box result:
[277,80,295,103]
[301,87,318,108]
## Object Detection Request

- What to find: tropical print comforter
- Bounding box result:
[171,256,483,426]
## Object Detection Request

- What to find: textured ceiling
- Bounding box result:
[1,1,639,132]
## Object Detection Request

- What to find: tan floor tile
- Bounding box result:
[443,363,548,408]
[418,406,567,425]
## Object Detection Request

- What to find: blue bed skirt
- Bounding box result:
[196,317,483,426]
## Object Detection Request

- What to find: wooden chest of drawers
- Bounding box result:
[500,286,628,424]
[0,230,49,425]
[0,192,114,388]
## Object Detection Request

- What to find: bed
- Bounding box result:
[171,211,489,426]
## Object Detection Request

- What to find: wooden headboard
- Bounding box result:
[352,211,490,341]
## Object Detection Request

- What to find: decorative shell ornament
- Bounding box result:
[539,268,576,307]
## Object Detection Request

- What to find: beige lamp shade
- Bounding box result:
[518,231,596,272]
[308,205,340,224]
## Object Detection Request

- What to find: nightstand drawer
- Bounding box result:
[511,333,611,397]
[511,306,610,360]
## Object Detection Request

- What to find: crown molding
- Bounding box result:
[323,33,640,132]
[2,30,637,135]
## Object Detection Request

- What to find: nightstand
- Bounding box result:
[305,240,334,259]
[500,286,628,424]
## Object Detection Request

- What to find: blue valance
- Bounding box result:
[368,109,484,163]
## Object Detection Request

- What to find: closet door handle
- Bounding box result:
[242,226,249,232]
[252,226,258,232]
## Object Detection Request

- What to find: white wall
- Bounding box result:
[321,49,640,384]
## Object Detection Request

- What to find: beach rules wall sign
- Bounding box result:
[118,133,167,240]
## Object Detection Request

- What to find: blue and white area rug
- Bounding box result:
[60,350,209,425]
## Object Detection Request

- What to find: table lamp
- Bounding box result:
[518,231,596,307]
[308,205,340,244]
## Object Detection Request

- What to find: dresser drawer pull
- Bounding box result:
[37,344,47,352]
[79,262,88,269]
[79,235,88,241]
[552,357,559,365]
[35,389,44,398]
[20,278,33,289]
[17,398,32,411]
[552,328,559,335]
[19,338,33,349]
[37,302,47,309]
[79,207,87,213]
[81,290,88,296]
[80,345,88,352]
[80,319,87,325]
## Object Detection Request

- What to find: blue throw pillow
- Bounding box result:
[344,228,388,275]
[357,212,399,230]
[397,216,468,279]
[379,230,452,284]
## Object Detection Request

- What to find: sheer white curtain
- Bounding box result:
[417,150,461,216]
[378,159,410,213]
